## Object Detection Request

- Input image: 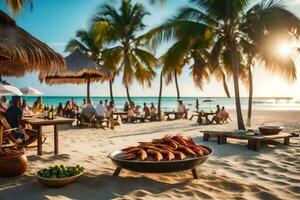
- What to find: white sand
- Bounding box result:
[0,110,299,200]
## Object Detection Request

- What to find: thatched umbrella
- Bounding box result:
[0,10,66,77]
[40,49,111,99]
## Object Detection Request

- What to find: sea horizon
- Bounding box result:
[12,96,300,111]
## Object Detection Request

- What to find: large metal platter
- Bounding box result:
[108,145,212,173]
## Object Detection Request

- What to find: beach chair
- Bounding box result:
[0,116,42,149]
[94,116,107,129]
[78,112,96,128]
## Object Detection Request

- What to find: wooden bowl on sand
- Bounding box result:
[259,126,284,135]
[35,170,84,188]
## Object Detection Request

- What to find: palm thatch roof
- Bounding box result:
[39,49,111,85]
[0,10,66,77]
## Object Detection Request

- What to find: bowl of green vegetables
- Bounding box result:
[35,165,84,187]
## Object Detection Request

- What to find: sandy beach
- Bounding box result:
[0,109,299,200]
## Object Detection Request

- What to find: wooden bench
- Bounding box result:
[202,131,299,151]
[202,131,231,144]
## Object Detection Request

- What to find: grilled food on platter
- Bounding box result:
[121,134,209,162]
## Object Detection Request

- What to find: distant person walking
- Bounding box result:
[196,99,199,111]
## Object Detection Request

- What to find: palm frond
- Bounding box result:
[131,53,156,87]
[190,0,250,20]
[175,7,218,25]
[207,37,223,70]
[101,46,123,74]
[190,51,210,90]
[133,48,158,68]
[161,40,192,73]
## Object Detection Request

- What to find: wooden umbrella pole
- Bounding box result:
[87,77,90,100]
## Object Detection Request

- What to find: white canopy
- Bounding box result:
[0,83,23,96]
[20,87,43,96]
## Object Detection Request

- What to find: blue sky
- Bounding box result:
[1,0,300,98]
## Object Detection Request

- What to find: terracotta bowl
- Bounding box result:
[0,153,28,177]
[35,170,84,188]
[259,126,284,135]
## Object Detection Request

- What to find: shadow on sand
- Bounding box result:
[0,174,190,200]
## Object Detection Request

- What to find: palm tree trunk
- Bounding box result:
[109,78,114,104]
[230,47,245,130]
[87,77,91,100]
[158,72,163,121]
[221,71,230,98]
[246,66,253,127]
[174,71,180,100]
[125,83,132,103]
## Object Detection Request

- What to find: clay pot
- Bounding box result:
[0,153,28,177]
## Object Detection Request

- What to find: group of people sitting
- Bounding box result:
[77,99,116,129]
[0,96,37,116]
[215,105,231,123]
[56,98,82,118]
[124,101,157,122]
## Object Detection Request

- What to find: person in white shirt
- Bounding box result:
[177,100,187,119]
[81,99,86,108]
[96,100,106,119]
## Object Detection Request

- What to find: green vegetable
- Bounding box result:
[38,165,84,179]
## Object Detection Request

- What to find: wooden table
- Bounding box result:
[23,117,74,155]
[164,111,179,120]
[202,131,299,151]
[196,112,216,124]
[113,111,128,123]
[189,111,199,120]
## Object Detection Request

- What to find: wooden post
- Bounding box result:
[54,125,58,154]
[87,77,91,100]
[37,126,43,155]
[191,168,199,179]
[218,135,226,144]
[284,137,290,145]
[113,167,122,176]
[248,139,260,151]
[203,133,209,141]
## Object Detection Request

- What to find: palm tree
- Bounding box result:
[143,0,300,130]
[145,20,233,118]
[160,36,232,98]
[92,0,158,103]
[240,1,300,126]
[140,13,235,107]
[157,69,164,121]
[161,0,300,130]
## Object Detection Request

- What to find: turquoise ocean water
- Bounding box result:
[11,96,300,111]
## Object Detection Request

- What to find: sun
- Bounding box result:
[277,42,291,56]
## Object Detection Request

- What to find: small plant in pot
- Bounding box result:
[0,149,28,177]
